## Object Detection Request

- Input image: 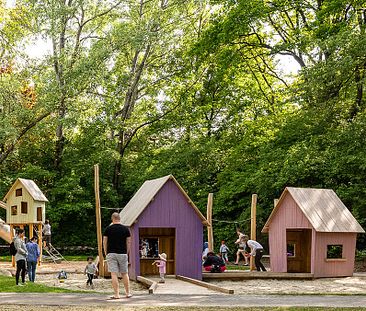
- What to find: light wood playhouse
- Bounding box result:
[2,178,48,264]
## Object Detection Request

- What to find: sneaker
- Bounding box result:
[17,283,25,286]
[158,280,165,283]
[126,293,133,298]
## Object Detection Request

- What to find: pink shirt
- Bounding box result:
[156,260,166,274]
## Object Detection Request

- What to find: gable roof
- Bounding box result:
[120,175,208,227]
[3,178,48,202]
[262,187,364,233]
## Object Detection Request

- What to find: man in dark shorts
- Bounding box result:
[103,212,131,299]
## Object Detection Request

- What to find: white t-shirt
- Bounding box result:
[247,240,263,255]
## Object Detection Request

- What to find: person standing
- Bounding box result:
[42,220,51,248]
[84,256,98,288]
[219,240,230,263]
[242,235,267,271]
[155,253,167,283]
[103,212,132,299]
[14,229,28,286]
[26,236,40,282]
[234,229,249,266]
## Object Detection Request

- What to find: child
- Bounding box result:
[219,240,230,263]
[84,256,98,288]
[155,253,167,283]
[234,229,249,266]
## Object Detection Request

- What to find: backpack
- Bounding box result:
[58,270,67,279]
[9,241,17,256]
[210,264,222,273]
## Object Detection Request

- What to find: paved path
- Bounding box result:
[1,292,366,308]
[149,276,217,295]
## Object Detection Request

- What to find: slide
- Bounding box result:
[0,201,11,243]
[0,218,11,243]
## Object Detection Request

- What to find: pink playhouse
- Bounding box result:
[262,187,365,278]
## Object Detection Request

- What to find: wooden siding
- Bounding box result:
[5,180,46,224]
[313,232,356,278]
[268,192,313,273]
[120,175,207,227]
[126,179,203,280]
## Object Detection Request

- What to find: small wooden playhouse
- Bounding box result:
[3,178,47,226]
[262,187,365,278]
[119,175,208,280]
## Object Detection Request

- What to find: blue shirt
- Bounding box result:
[26,242,40,262]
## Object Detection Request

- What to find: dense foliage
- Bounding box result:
[0,0,365,252]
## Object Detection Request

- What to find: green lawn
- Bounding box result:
[0,275,82,293]
[226,264,250,271]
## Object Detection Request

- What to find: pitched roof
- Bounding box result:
[262,187,365,233]
[119,175,208,227]
[3,178,48,202]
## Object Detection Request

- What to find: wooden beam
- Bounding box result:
[176,275,234,294]
[206,193,214,251]
[203,271,314,280]
[136,276,158,294]
[250,194,257,271]
[94,164,104,277]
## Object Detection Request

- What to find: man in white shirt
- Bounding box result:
[243,235,267,271]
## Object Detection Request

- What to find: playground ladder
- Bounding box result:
[33,226,66,263]
[43,243,67,263]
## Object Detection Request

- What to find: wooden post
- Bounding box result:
[94,164,104,277]
[250,194,257,271]
[10,224,15,267]
[29,224,33,239]
[206,193,214,252]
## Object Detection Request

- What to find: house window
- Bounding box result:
[287,243,296,257]
[11,205,17,215]
[37,207,42,222]
[15,188,22,197]
[21,202,28,214]
[327,245,343,259]
[139,238,159,259]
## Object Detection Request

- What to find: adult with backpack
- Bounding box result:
[13,229,28,286]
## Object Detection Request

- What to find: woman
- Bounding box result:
[26,236,40,282]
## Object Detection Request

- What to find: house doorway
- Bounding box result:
[286,229,311,273]
[139,228,175,276]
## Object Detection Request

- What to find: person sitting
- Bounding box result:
[203,251,226,273]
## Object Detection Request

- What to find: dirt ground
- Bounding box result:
[1,261,366,295]
[211,275,366,295]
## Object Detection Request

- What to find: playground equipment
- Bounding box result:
[119,175,208,281]
[262,187,365,278]
[0,178,65,265]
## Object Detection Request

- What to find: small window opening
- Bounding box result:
[21,202,28,214]
[327,245,343,259]
[15,188,22,197]
[11,205,17,215]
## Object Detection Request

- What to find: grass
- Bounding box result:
[226,264,250,271]
[0,275,84,293]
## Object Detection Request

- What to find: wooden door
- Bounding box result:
[139,228,175,276]
[287,229,311,273]
[159,236,175,275]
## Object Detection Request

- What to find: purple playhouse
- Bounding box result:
[119,175,208,280]
[262,187,365,278]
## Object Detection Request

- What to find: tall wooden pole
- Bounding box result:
[206,193,214,252]
[250,194,257,271]
[94,164,104,277]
